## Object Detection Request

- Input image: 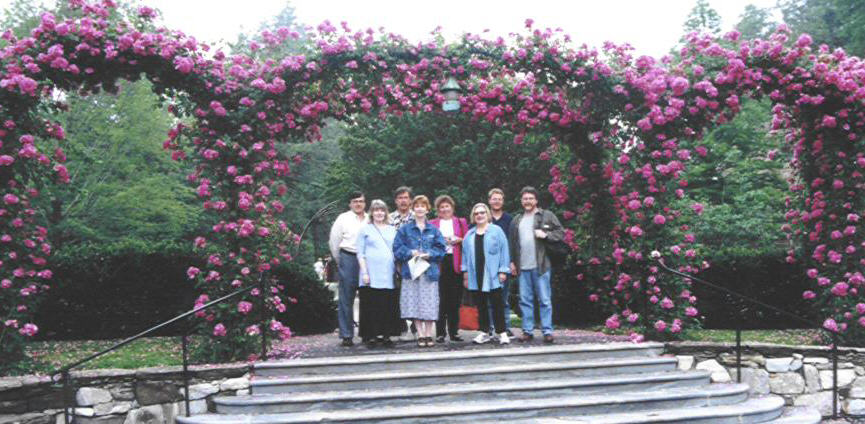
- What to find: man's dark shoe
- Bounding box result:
[341,338,354,347]
[506,329,515,337]
[450,335,464,342]
[543,334,555,344]
[436,335,446,343]
[519,333,533,343]
[381,338,395,348]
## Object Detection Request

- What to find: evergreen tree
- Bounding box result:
[683,0,723,35]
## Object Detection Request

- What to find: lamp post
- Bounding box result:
[441,77,461,112]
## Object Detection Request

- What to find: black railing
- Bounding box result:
[652,257,845,419]
[51,273,270,423]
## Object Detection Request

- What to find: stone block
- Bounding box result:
[76,388,112,407]
[846,398,865,415]
[0,399,28,414]
[75,416,126,424]
[766,357,794,373]
[804,365,821,393]
[235,390,249,396]
[696,359,731,383]
[108,385,135,402]
[735,368,770,394]
[218,378,248,391]
[675,355,694,371]
[794,391,838,417]
[819,369,856,389]
[804,357,829,365]
[176,400,207,416]
[134,381,180,406]
[769,373,805,395]
[180,384,218,401]
[74,408,95,417]
[123,405,163,424]
[27,390,66,411]
[109,402,133,415]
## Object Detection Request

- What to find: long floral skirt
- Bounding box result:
[399,274,439,321]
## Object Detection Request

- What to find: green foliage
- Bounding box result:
[272,261,338,336]
[779,0,865,57]
[683,0,723,35]
[736,5,777,40]
[326,113,552,218]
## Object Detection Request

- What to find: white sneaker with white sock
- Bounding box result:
[499,332,510,344]
[473,333,491,344]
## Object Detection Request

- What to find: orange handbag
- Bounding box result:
[458,290,479,331]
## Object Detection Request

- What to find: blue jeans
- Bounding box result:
[518,269,553,336]
[337,250,359,339]
[488,277,512,332]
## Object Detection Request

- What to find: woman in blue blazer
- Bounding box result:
[461,203,511,344]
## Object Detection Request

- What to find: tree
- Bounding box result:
[683,0,723,35]
[779,0,865,57]
[736,4,776,40]
[325,113,552,219]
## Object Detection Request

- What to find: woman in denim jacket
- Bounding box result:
[461,203,511,345]
[393,195,447,347]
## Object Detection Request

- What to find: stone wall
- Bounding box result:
[0,364,250,424]
[666,341,865,417]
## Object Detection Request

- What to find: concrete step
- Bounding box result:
[250,356,678,394]
[500,395,786,423]
[766,407,823,424]
[252,342,665,377]
[217,371,710,414]
[177,383,751,423]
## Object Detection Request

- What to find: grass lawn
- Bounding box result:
[582,325,826,346]
[25,336,184,374]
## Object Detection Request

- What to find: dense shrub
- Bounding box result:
[34,243,337,341]
[689,249,817,330]
[271,261,338,336]
[34,241,201,340]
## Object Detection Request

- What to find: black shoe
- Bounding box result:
[365,340,377,349]
[506,329,514,337]
[436,336,446,343]
[381,338,394,348]
[450,335,464,342]
[341,338,354,347]
[544,334,555,344]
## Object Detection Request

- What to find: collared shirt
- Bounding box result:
[389,210,414,229]
[329,210,368,259]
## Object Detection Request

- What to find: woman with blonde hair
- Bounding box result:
[393,195,447,347]
[355,199,398,347]
[461,203,511,344]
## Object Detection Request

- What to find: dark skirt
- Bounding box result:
[359,286,398,340]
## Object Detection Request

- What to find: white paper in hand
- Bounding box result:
[408,256,430,280]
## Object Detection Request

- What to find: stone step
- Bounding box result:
[250,356,678,394]
[494,395,786,423]
[217,371,710,414]
[252,342,664,377]
[766,407,823,424]
[177,383,751,423]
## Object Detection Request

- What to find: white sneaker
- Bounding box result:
[473,333,491,344]
[499,332,510,345]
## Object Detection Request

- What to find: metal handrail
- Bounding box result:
[653,257,843,419]
[51,273,270,423]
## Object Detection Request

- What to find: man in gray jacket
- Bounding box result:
[508,186,564,343]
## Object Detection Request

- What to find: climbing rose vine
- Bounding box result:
[2,0,865,370]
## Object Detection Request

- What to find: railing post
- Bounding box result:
[832,332,839,419]
[62,370,72,424]
[259,272,268,361]
[735,325,742,383]
[181,333,191,417]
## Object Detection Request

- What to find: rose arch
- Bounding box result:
[2,0,865,367]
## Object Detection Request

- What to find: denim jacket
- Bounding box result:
[461,225,510,292]
[393,220,447,281]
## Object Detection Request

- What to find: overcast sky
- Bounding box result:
[3,0,780,58]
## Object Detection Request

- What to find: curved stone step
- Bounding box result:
[217,371,711,414]
[253,342,665,377]
[767,407,823,424]
[250,356,678,394]
[177,383,750,424]
[500,395,785,423]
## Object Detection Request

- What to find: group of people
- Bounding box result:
[328,185,564,348]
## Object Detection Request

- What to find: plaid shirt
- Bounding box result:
[389,210,414,229]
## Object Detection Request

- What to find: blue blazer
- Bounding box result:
[393,220,447,281]
[461,224,510,292]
